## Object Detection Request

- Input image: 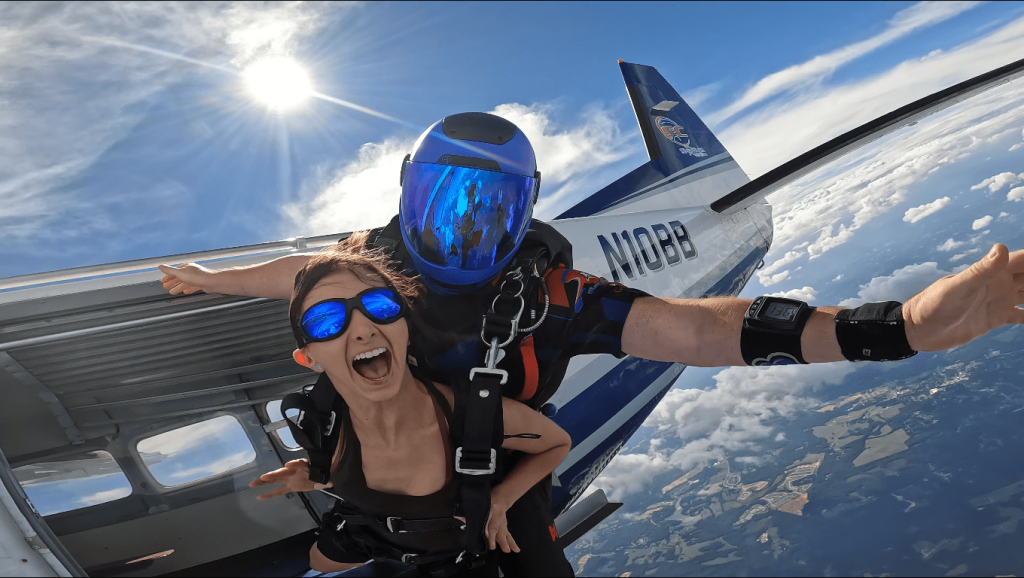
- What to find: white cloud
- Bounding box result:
[999,211,1010,218]
[759,270,791,287]
[283,139,409,235]
[756,57,1024,261]
[681,82,722,109]
[936,238,964,251]
[721,16,1024,179]
[138,415,247,456]
[492,103,633,217]
[971,171,1024,192]
[903,196,951,223]
[1008,186,1024,202]
[949,248,981,262]
[808,222,858,259]
[756,249,803,285]
[594,362,855,500]
[160,450,256,484]
[282,103,632,235]
[1010,128,1024,151]
[972,215,994,230]
[592,452,673,502]
[767,286,818,302]
[76,486,133,507]
[839,262,950,307]
[709,1,981,124]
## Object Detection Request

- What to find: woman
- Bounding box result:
[250,233,572,576]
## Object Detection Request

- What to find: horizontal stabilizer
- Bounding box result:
[553,488,623,549]
[711,55,1024,214]
[558,62,749,219]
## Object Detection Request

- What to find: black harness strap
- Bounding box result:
[330,511,465,534]
[326,515,468,570]
[452,370,504,557]
[282,372,341,485]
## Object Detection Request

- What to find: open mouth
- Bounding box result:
[352,347,392,382]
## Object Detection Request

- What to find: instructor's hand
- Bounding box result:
[159,263,215,296]
[249,459,331,500]
[903,243,1024,352]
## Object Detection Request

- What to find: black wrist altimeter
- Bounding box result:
[741,296,815,366]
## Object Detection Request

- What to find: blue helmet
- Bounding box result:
[399,112,541,293]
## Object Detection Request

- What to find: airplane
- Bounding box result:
[1,56,1022,577]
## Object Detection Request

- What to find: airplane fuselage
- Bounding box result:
[544,201,772,512]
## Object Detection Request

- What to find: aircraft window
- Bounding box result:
[266,400,301,450]
[137,415,256,487]
[12,450,132,516]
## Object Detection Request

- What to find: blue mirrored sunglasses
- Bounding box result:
[300,287,406,344]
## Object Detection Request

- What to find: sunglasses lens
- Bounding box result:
[361,289,403,321]
[302,301,348,340]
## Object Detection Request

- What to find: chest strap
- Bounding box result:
[330,510,465,535]
[325,509,477,573]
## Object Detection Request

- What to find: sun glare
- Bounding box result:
[243,58,312,111]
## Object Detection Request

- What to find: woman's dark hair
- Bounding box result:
[289,231,421,348]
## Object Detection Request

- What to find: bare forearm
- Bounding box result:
[492,444,570,510]
[209,254,311,299]
[622,296,845,367]
[309,544,362,573]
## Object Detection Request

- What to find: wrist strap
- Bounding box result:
[834,302,917,361]
[740,301,814,366]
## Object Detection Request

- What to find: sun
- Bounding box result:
[243,58,312,111]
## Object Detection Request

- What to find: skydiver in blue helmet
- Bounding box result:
[160,112,1024,576]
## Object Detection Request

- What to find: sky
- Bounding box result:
[4,1,1024,279]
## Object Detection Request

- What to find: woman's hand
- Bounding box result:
[484,492,520,554]
[158,263,216,295]
[249,459,332,500]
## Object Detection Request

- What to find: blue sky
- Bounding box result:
[3,1,1024,279]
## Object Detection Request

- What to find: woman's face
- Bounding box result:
[295,270,410,404]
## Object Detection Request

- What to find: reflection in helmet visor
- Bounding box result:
[401,162,535,271]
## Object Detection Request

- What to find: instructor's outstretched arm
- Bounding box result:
[621,243,1024,367]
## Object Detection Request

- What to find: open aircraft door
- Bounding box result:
[0,237,341,576]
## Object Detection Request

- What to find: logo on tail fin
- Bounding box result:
[655,116,708,158]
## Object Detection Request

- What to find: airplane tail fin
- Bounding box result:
[557,61,750,218]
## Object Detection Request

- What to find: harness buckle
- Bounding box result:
[468,367,508,385]
[480,267,527,349]
[401,553,418,564]
[454,447,496,475]
[386,516,407,534]
[323,411,336,437]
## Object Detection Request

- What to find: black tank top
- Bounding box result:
[329,378,463,554]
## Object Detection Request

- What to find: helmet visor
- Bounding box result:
[400,162,536,273]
